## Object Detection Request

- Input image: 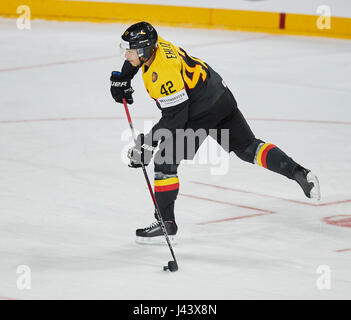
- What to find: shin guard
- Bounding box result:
[154,172,179,221]
[254,143,299,179]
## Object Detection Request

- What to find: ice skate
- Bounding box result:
[136,220,178,245]
[294,167,321,200]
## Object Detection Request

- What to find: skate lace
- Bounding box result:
[144,220,160,231]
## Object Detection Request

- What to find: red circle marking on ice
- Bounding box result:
[323,215,351,228]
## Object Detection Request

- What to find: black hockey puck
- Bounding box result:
[163,260,178,272]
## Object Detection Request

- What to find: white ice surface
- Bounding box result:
[0,19,350,300]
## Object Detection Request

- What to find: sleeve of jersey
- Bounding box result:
[121,60,139,79]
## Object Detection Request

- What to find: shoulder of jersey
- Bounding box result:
[149,36,184,91]
[143,36,188,107]
[156,36,181,65]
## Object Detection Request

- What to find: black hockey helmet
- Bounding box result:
[121,22,158,61]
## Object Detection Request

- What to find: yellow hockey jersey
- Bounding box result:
[141,36,226,117]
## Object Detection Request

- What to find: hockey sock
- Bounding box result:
[154,173,179,221]
[255,143,300,179]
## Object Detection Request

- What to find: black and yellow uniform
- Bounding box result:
[122,36,309,222]
[142,37,226,118]
[123,36,227,134]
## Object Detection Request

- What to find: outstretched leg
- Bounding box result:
[214,89,320,200]
[234,138,320,200]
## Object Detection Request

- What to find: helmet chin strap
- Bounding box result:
[137,57,147,67]
[139,47,157,67]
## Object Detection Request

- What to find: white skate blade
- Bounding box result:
[135,235,177,246]
[307,172,321,201]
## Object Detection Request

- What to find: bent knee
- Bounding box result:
[154,163,178,175]
[234,138,264,163]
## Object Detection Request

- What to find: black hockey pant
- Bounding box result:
[153,88,301,221]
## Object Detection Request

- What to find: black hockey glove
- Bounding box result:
[110,71,134,104]
[127,134,156,168]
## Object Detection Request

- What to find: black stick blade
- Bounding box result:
[168,260,178,272]
[163,261,178,272]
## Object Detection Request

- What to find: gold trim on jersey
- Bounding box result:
[176,47,208,90]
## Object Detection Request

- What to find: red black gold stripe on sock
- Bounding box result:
[256,143,276,168]
[154,177,179,192]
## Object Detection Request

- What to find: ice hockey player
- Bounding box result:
[110,21,321,244]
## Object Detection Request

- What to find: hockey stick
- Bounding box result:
[121,98,178,272]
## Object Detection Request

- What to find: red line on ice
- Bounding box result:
[0,35,273,73]
[1,117,350,125]
[191,34,274,48]
[0,116,155,124]
[180,193,275,214]
[197,212,275,225]
[0,55,116,73]
[191,181,351,207]
[249,118,351,125]
[179,193,275,225]
[336,248,351,253]
[317,199,351,207]
[0,296,16,300]
[323,215,351,228]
